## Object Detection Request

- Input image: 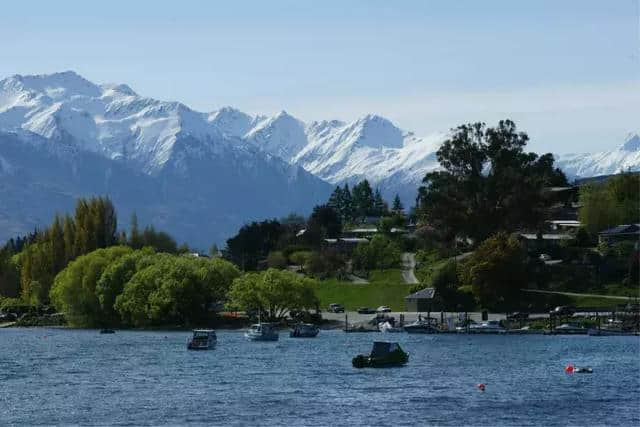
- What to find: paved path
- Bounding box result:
[521,289,639,301]
[401,252,419,284]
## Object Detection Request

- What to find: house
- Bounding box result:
[405,288,435,312]
[598,224,640,245]
[322,237,369,253]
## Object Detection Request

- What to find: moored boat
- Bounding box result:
[378,321,403,333]
[352,341,409,368]
[469,320,505,334]
[187,329,217,350]
[245,323,279,341]
[553,323,587,335]
[290,323,319,338]
[404,317,439,334]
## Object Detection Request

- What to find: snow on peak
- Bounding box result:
[620,133,640,152]
[3,70,102,101]
[244,110,308,161]
[208,106,256,137]
[347,114,404,149]
[555,133,640,179]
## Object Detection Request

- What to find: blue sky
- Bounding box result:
[1,0,638,153]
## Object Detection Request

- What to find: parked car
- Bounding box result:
[539,253,551,261]
[376,306,392,313]
[507,312,529,321]
[550,306,575,316]
[357,307,376,314]
[328,303,345,313]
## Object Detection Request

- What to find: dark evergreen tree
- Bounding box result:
[340,184,354,221]
[352,180,374,219]
[327,186,343,213]
[392,194,404,213]
[373,189,388,216]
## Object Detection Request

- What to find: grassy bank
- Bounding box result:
[312,269,413,311]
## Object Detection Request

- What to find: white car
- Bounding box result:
[376,306,392,313]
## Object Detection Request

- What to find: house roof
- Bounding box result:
[340,238,369,243]
[598,224,640,236]
[405,288,435,300]
[519,233,573,240]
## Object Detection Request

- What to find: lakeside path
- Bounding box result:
[401,253,419,285]
[522,289,639,301]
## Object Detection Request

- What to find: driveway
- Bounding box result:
[402,252,419,284]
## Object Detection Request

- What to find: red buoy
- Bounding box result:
[565,364,574,374]
[477,383,486,391]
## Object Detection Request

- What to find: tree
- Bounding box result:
[340,184,354,221]
[50,246,133,326]
[352,235,402,271]
[112,253,239,327]
[392,194,404,214]
[352,180,375,219]
[304,205,342,245]
[417,120,567,244]
[266,251,287,269]
[225,220,283,270]
[327,186,343,213]
[579,172,640,233]
[227,269,319,321]
[460,232,529,311]
[373,189,388,216]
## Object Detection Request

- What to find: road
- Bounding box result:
[401,253,419,284]
[521,289,639,301]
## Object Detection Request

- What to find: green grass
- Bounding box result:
[312,269,413,311]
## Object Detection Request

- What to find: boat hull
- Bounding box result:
[245,332,279,341]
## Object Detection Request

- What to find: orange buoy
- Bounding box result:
[565,364,574,374]
[477,383,486,392]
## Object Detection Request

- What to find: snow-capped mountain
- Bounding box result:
[0,71,331,247]
[554,133,640,180]
[0,71,637,246]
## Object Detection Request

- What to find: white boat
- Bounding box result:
[245,323,279,341]
[378,321,403,333]
[187,329,217,350]
[553,323,587,335]
[404,317,439,334]
[290,323,319,338]
[469,320,505,334]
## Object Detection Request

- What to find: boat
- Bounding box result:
[378,321,403,333]
[100,328,115,334]
[469,320,505,334]
[587,328,638,336]
[187,329,217,350]
[290,323,319,338]
[552,323,587,335]
[505,326,542,334]
[245,322,279,341]
[404,317,439,334]
[352,341,409,368]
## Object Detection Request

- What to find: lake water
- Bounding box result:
[1,328,639,426]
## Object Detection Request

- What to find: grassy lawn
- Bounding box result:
[312,269,413,311]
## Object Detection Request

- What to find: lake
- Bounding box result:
[1,328,639,426]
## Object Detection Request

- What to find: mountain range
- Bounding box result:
[0,71,638,247]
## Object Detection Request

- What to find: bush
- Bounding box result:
[267,251,287,269]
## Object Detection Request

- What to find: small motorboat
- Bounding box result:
[469,320,505,334]
[290,323,319,338]
[404,317,439,334]
[553,323,587,335]
[187,329,216,350]
[245,323,279,341]
[378,321,403,333]
[100,329,115,334]
[352,341,409,368]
